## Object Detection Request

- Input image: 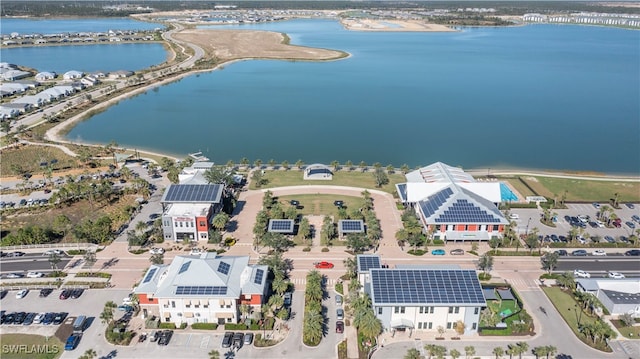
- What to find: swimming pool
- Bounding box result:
[500,183,518,202]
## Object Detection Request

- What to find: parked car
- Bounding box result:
[572,249,588,256]
[149,331,159,342]
[608,272,625,279]
[13,312,26,324]
[59,289,72,300]
[335,294,343,306]
[574,270,591,278]
[150,247,165,255]
[16,289,29,299]
[26,272,45,278]
[33,313,45,324]
[42,312,55,325]
[431,249,446,255]
[625,249,640,256]
[243,332,254,345]
[626,221,636,229]
[449,249,465,255]
[554,250,568,256]
[336,308,344,320]
[625,203,635,209]
[336,320,344,333]
[43,249,63,256]
[592,250,607,256]
[64,334,81,350]
[117,305,134,312]
[232,332,244,348]
[592,202,600,209]
[71,288,84,299]
[632,215,640,223]
[23,312,36,325]
[604,236,616,244]
[158,330,173,346]
[39,288,53,297]
[5,273,25,279]
[509,213,519,220]
[53,312,68,325]
[283,292,292,307]
[222,332,234,348]
[314,261,334,269]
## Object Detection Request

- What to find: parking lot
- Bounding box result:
[511,202,639,248]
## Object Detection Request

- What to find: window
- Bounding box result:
[418,322,423,329]
[435,225,441,231]
[428,322,433,329]
[165,317,170,322]
[171,301,175,308]
[447,322,452,329]
[378,307,382,315]
[179,222,183,227]
[493,225,499,231]
[177,313,182,317]
[394,306,399,314]
[451,306,459,314]
[186,303,191,308]
[420,307,424,314]
[449,307,453,314]
[199,221,205,227]
[400,307,405,314]
[226,318,232,323]
[452,322,457,328]
[203,304,209,308]
[472,323,477,330]
[429,307,434,314]
[474,307,479,315]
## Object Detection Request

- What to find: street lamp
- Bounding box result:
[525,217,532,237]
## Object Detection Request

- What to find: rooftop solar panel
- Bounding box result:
[370,269,485,305]
[339,220,364,233]
[434,199,501,223]
[162,184,223,203]
[254,268,264,285]
[418,187,454,219]
[175,286,228,296]
[268,219,295,233]
[217,261,231,275]
[357,255,381,272]
[143,268,157,283]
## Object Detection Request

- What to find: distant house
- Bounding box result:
[576,278,640,317]
[63,70,84,80]
[0,69,31,81]
[35,71,57,81]
[108,70,134,79]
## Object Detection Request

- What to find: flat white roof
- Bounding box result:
[165,203,211,217]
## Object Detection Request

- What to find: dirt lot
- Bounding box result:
[172,29,347,62]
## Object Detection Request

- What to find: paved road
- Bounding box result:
[555,258,640,276]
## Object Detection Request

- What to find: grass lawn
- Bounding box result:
[487,299,519,315]
[276,194,364,217]
[0,334,63,359]
[252,169,405,194]
[611,320,640,339]
[0,145,79,177]
[523,176,640,202]
[499,176,537,198]
[542,286,612,352]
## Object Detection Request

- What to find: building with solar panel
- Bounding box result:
[396,162,508,241]
[358,255,485,335]
[160,183,224,242]
[135,253,268,326]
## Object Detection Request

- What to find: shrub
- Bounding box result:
[432,239,445,245]
[179,323,187,329]
[75,272,112,278]
[191,323,218,330]
[225,323,247,330]
[130,249,147,255]
[67,249,87,255]
[302,247,311,252]
[321,247,330,252]
[249,324,260,330]
[478,273,492,281]
[335,282,343,295]
[254,333,277,347]
[407,249,426,256]
[159,323,177,329]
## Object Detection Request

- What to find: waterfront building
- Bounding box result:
[396,162,508,241]
[135,254,269,326]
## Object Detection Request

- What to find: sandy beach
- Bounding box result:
[341,19,456,32]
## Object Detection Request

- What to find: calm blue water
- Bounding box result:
[62,20,639,174]
[1,44,168,73]
[0,18,162,35]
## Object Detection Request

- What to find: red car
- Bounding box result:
[314,261,334,269]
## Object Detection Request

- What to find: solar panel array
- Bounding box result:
[217,261,231,275]
[179,261,191,275]
[357,255,381,272]
[143,268,158,283]
[163,184,222,203]
[268,219,294,233]
[340,220,364,233]
[418,187,454,218]
[254,269,264,285]
[371,269,485,305]
[434,199,501,223]
[175,286,228,296]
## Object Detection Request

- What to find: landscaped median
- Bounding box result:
[542,286,616,352]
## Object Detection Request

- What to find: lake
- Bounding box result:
[60,19,639,174]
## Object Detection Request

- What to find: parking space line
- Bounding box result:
[184,333,192,347]
[200,335,210,349]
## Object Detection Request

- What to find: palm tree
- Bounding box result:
[208,350,220,359]
[345,160,354,171]
[450,349,461,359]
[303,310,323,345]
[254,159,263,169]
[240,157,250,169]
[359,161,367,172]
[212,212,230,232]
[330,160,339,172]
[516,342,529,359]
[343,257,357,280]
[532,346,548,359]
[268,159,276,168]
[358,311,382,341]
[271,276,289,296]
[404,348,421,359]
[281,160,289,170]
[79,349,97,359]
[556,272,576,291]
[493,346,504,359]
[545,345,557,359]
[135,220,148,235]
[305,279,323,303]
[239,303,251,323]
[295,159,304,170]
[464,345,476,359]
[401,164,410,174]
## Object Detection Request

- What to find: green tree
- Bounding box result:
[254,159,263,169]
[532,346,548,359]
[343,257,357,280]
[477,253,493,274]
[450,349,461,359]
[620,313,634,327]
[240,157,250,169]
[544,346,557,359]
[298,217,311,244]
[346,233,371,253]
[212,212,230,232]
[271,275,289,296]
[358,311,382,342]
[295,159,304,170]
[84,250,97,274]
[330,160,339,171]
[52,214,72,239]
[204,166,235,186]
[268,159,276,168]
[48,252,61,273]
[208,349,220,359]
[373,167,389,187]
[556,271,576,291]
[401,164,410,174]
[404,348,422,359]
[78,348,97,359]
[492,346,504,359]
[281,160,289,170]
[303,310,323,345]
[150,253,164,265]
[345,160,354,171]
[464,346,476,359]
[525,232,540,254]
[359,160,367,172]
[541,251,560,273]
[516,342,529,359]
[261,232,292,253]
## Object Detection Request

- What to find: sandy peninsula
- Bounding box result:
[341,18,456,32]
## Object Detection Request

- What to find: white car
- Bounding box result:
[149,247,165,255]
[190,248,203,256]
[577,237,587,244]
[16,289,29,299]
[43,249,63,256]
[509,213,519,220]
[26,271,45,278]
[33,313,45,324]
[608,272,625,279]
[574,269,591,278]
[596,220,605,228]
[592,250,607,256]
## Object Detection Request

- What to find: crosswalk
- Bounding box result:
[503,278,542,291]
[289,277,338,286]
